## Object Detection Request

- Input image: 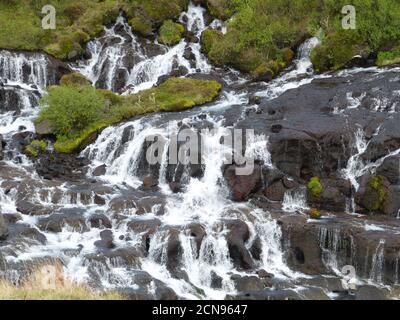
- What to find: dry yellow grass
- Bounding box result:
[0,263,123,300]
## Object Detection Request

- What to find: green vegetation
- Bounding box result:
[310,0,400,72]
[207,0,235,21]
[376,49,400,67]
[59,72,92,87]
[0,0,188,60]
[309,208,322,219]
[307,177,323,198]
[2,0,399,73]
[364,176,388,212]
[202,0,400,76]
[158,20,184,45]
[124,0,189,37]
[36,77,221,153]
[202,0,312,77]
[25,140,48,157]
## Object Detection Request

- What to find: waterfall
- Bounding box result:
[73,2,212,94]
[255,37,326,100]
[369,239,385,285]
[342,127,400,213]
[282,187,309,213]
[0,50,50,89]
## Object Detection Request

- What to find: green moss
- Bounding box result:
[0,0,188,60]
[365,176,388,212]
[25,140,48,158]
[158,20,184,45]
[60,72,92,87]
[207,0,235,21]
[129,17,153,37]
[124,0,188,36]
[311,31,361,73]
[37,78,221,153]
[307,177,323,198]
[0,0,119,60]
[310,0,400,72]
[376,50,400,66]
[309,208,322,219]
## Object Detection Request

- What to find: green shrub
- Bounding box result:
[37,86,107,137]
[158,20,184,45]
[307,177,323,198]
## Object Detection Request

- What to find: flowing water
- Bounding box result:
[1,1,400,299]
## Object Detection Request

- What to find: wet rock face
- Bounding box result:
[307,178,352,212]
[224,164,263,201]
[280,212,400,286]
[355,175,399,216]
[38,209,88,233]
[35,152,89,181]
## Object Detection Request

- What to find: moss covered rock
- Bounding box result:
[308,208,322,219]
[60,72,92,87]
[25,140,48,158]
[307,177,323,199]
[158,20,184,45]
[0,0,189,60]
[356,175,390,213]
[207,0,234,21]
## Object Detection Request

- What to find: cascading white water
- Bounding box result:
[255,37,327,100]
[74,2,212,94]
[341,128,369,192]
[282,187,309,213]
[0,50,50,89]
[369,239,385,285]
[342,127,400,213]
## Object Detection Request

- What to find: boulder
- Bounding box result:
[35,119,55,136]
[88,214,112,229]
[142,175,158,188]
[232,275,264,292]
[355,175,392,215]
[94,229,115,249]
[224,164,262,201]
[92,164,107,176]
[222,219,255,270]
[38,211,87,233]
[263,180,286,201]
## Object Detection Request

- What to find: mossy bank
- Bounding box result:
[35,76,222,153]
[0,0,189,60]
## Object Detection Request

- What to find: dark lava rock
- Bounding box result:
[92,164,107,176]
[38,210,87,233]
[264,180,286,201]
[221,219,255,270]
[224,164,263,201]
[16,199,53,216]
[94,229,115,249]
[35,153,89,181]
[142,175,159,188]
[88,213,112,229]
